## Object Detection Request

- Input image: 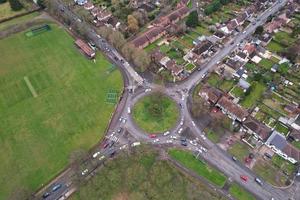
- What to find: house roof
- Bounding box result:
[214,31,225,39]
[217,96,248,121]
[226,19,239,31]
[237,51,247,59]
[237,12,248,24]
[132,35,149,48]
[199,85,223,104]
[243,117,271,140]
[132,26,165,48]
[283,143,300,161]
[151,50,165,62]
[226,59,244,70]
[243,44,256,55]
[75,39,95,57]
[165,60,182,75]
[193,40,213,55]
[266,131,287,150]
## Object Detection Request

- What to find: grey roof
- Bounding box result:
[295,115,300,126]
[266,131,287,150]
[238,79,250,89]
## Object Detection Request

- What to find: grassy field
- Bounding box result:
[228,142,250,162]
[132,93,179,133]
[241,81,266,109]
[72,147,226,200]
[0,24,123,199]
[229,183,255,200]
[0,2,26,20]
[169,149,227,187]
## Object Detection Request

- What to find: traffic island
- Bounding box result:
[132,92,180,134]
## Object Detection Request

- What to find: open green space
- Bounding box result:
[231,86,245,99]
[0,2,26,20]
[228,142,250,162]
[132,93,179,134]
[259,58,275,70]
[241,81,266,109]
[266,40,284,53]
[272,155,296,175]
[0,24,123,199]
[218,79,235,92]
[275,123,290,136]
[169,149,227,187]
[206,129,221,143]
[229,183,255,200]
[72,146,226,200]
[207,73,222,87]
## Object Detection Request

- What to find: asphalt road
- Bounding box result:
[35,0,297,200]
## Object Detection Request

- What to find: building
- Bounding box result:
[216,96,248,122]
[132,27,166,48]
[243,117,272,141]
[292,115,300,131]
[74,0,87,6]
[193,40,213,56]
[199,85,223,105]
[75,39,95,58]
[265,131,299,164]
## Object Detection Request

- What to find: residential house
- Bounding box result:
[243,117,272,141]
[292,115,300,131]
[265,131,299,164]
[193,40,213,56]
[199,85,223,105]
[221,19,239,34]
[84,2,94,10]
[132,26,166,48]
[216,96,249,122]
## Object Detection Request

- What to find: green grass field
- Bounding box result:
[0,24,123,199]
[241,81,266,109]
[228,142,250,162]
[72,146,226,200]
[229,183,255,200]
[169,149,227,187]
[132,93,179,134]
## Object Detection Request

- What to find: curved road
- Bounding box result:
[35,1,300,200]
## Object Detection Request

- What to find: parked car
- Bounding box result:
[81,169,88,176]
[117,127,123,133]
[163,131,170,136]
[149,134,157,138]
[92,151,101,158]
[232,156,237,161]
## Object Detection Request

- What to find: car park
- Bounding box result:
[52,184,62,192]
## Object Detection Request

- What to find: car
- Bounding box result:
[166,140,172,143]
[42,192,50,199]
[179,103,183,108]
[109,141,115,147]
[117,128,123,133]
[255,177,263,186]
[178,128,183,134]
[153,139,160,143]
[200,146,207,153]
[240,175,248,182]
[232,156,237,161]
[88,42,96,50]
[149,134,157,138]
[52,184,62,192]
[201,72,208,79]
[145,88,151,92]
[230,41,234,45]
[122,118,127,123]
[200,134,206,140]
[92,151,101,158]
[103,142,109,149]
[242,31,246,34]
[170,135,177,139]
[180,119,184,126]
[163,131,170,136]
[189,140,197,146]
[127,107,131,114]
[119,144,128,150]
[81,169,89,176]
[191,121,196,127]
[110,150,116,157]
[130,142,140,147]
[99,155,105,161]
[181,140,187,146]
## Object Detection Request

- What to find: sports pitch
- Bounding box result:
[0,24,123,199]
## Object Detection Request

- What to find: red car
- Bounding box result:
[149,134,157,138]
[240,175,248,182]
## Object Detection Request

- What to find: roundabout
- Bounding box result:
[132,92,180,134]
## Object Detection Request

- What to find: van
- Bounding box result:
[52,184,62,192]
[127,107,131,114]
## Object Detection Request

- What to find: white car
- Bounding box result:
[170,135,177,140]
[145,88,151,93]
[127,107,131,114]
[92,151,101,158]
[131,142,141,147]
[200,146,207,153]
[99,155,105,161]
[190,140,197,146]
[178,128,183,134]
[180,119,184,126]
[81,169,88,176]
[153,139,160,143]
[119,144,128,150]
[196,148,202,153]
[166,140,172,144]
[191,121,196,127]
[163,131,170,136]
[200,134,206,140]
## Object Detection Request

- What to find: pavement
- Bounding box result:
[34,0,298,200]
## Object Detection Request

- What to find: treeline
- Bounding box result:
[0,0,23,11]
[204,0,231,16]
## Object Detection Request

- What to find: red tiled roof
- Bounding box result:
[75,39,95,58]
[283,143,300,162]
[199,85,223,104]
[243,117,271,141]
[217,96,248,121]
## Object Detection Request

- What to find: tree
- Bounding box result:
[186,11,198,28]
[254,25,264,35]
[37,0,45,9]
[127,15,139,33]
[0,0,7,4]
[132,49,150,72]
[8,0,23,11]
[108,30,126,50]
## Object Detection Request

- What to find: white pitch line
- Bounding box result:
[24,76,38,98]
